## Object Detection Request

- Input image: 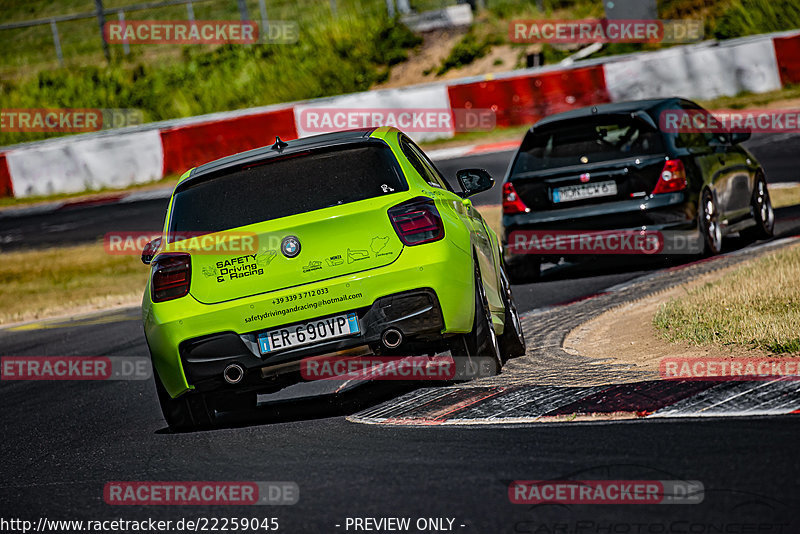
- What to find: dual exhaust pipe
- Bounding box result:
[222,328,403,384]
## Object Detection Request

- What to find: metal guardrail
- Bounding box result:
[0,0,219,30]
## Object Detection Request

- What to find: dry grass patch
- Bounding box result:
[0,242,147,325]
[653,244,800,353]
[771,184,800,209]
[476,204,502,238]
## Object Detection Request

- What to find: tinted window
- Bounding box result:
[400,136,454,192]
[512,118,665,174]
[169,144,407,234]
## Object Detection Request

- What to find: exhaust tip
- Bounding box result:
[381,328,403,349]
[223,363,244,385]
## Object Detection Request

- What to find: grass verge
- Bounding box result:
[653,244,800,353]
[0,242,147,326]
[0,176,179,209]
[770,184,800,209]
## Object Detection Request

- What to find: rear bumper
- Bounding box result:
[179,289,446,392]
[502,192,700,263]
[143,238,475,397]
[503,191,695,232]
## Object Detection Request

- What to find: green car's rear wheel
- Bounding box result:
[449,262,503,377]
[153,367,214,432]
[498,265,526,362]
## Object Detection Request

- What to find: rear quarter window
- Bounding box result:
[169,143,408,234]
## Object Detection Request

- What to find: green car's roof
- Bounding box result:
[180,129,377,189]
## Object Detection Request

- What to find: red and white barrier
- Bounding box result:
[1,31,799,198]
[603,38,781,102]
[160,106,297,176]
[774,33,800,85]
[294,84,454,142]
[4,130,163,198]
[447,65,610,128]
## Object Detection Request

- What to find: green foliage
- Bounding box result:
[713,0,800,40]
[0,15,419,145]
[435,31,502,76]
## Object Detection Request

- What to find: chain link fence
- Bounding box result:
[0,0,465,71]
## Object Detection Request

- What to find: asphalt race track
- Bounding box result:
[1,138,799,531]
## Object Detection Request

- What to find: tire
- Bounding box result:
[498,264,526,362]
[699,189,722,256]
[449,262,503,378]
[153,367,214,432]
[740,173,774,241]
[505,257,541,285]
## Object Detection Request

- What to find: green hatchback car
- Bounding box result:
[142,127,525,430]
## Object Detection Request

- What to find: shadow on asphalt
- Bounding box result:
[534,204,800,285]
[156,381,433,433]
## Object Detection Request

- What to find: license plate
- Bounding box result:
[258,312,360,354]
[553,180,618,203]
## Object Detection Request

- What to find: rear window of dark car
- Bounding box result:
[511,117,665,175]
[169,143,407,234]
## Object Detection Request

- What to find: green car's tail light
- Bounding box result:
[388,197,444,246]
[502,182,530,214]
[151,253,191,302]
[652,159,687,195]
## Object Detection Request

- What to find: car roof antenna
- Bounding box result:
[271,136,288,152]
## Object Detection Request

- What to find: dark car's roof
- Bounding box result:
[533,98,690,130]
[181,128,376,189]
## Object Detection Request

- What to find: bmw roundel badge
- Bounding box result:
[281,235,301,258]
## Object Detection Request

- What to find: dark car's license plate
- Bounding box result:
[553,180,618,203]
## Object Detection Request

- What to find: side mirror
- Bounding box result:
[730,131,751,144]
[141,237,162,265]
[456,168,494,197]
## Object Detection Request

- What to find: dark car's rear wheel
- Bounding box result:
[700,189,722,256]
[505,257,541,285]
[153,367,214,432]
[498,265,526,362]
[741,174,774,241]
[449,263,503,377]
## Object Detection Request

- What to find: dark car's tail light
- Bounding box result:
[151,253,191,302]
[502,182,530,214]
[652,159,688,195]
[388,197,444,246]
